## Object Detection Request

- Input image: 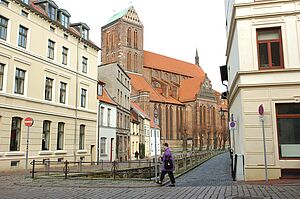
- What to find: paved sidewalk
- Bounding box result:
[1,153,299,198]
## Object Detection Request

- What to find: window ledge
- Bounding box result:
[0,152,4,157]
[54,150,67,155]
[77,150,88,154]
[39,151,54,155]
[5,152,25,156]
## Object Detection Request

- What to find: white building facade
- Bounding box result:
[150,121,161,157]
[0,0,99,171]
[225,0,300,180]
[98,88,117,162]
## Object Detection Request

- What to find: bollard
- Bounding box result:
[31,160,35,178]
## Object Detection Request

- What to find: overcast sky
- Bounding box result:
[54,0,227,92]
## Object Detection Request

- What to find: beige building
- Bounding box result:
[225,0,300,180]
[0,0,99,170]
[130,102,151,159]
[98,63,131,161]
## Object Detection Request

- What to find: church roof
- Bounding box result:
[144,51,204,78]
[128,73,163,103]
[104,6,143,27]
[179,77,205,102]
[106,7,131,25]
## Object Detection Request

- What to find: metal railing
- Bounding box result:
[30,150,224,179]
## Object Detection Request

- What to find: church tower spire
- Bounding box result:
[195,48,199,66]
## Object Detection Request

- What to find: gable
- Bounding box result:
[105,6,143,27]
[198,76,216,101]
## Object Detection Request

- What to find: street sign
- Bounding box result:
[154,108,158,118]
[258,104,264,115]
[229,121,236,130]
[24,117,34,127]
[154,118,159,125]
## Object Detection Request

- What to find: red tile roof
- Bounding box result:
[131,102,150,120]
[97,88,116,105]
[128,73,164,103]
[179,77,205,102]
[150,119,160,129]
[144,51,204,78]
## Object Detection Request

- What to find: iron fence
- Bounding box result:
[30,150,223,179]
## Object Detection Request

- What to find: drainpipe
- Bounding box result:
[74,37,82,162]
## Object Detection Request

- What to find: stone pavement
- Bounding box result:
[1,153,300,198]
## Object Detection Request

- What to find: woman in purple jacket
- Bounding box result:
[157,143,175,187]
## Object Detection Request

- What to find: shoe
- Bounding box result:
[156,181,162,185]
[168,184,175,187]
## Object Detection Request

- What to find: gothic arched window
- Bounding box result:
[127,28,131,46]
[134,30,138,49]
[127,52,132,70]
[134,53,138,72]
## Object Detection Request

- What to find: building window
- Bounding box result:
[100,107,104,125]
[257,28,284,69]
[42,121,51,150]
[14,68,25,95]
[0,16,8,40]
[134,30,137,48]
[61,14,69,28]
[276,103,300,158]
[107,108,111,126]
[63,34,68,39]
[62,47,68,65]
[134,53,138,72]
[50,26,55,32]
[127,27,131,46]
[45,77,53,101]
[82,28,88,40]
[21,10,28,18]
[81,88,86,108]
[79,125,85,150]
[100,137,106,154]
[47,39,55,59]
[48,4,56,21]
[59,82,67,104]
[0,0,9,6]
[10,117,22,151]
[57,122,64,150]
[82,57,87,73]
[127,52,131,70]
[11,161,19,167]
[18,25,28,48]
[21,0,29,4]
[0,63,4,91]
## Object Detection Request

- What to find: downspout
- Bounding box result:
[97,100,101,164]
[74,36,82,162]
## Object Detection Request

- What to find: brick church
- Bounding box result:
[101,6,228,152]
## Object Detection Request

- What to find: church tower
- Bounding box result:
[195,48,199,66]
[101,6,144,74]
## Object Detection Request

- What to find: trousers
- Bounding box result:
[159,170,175,184]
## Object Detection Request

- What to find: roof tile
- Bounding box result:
[144,51,204,78]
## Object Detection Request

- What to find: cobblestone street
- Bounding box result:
[1,153,299,199]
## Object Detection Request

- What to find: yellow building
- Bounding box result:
[0,0,100,170]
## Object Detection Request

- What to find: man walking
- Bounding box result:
[156,143,175,187]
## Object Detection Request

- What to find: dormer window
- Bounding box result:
[61,14,69,28]
[82,28,88,40]
[22,0,29,4]
[70,23,90,40]
[48,4,56,21]
[58,9,71,28]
